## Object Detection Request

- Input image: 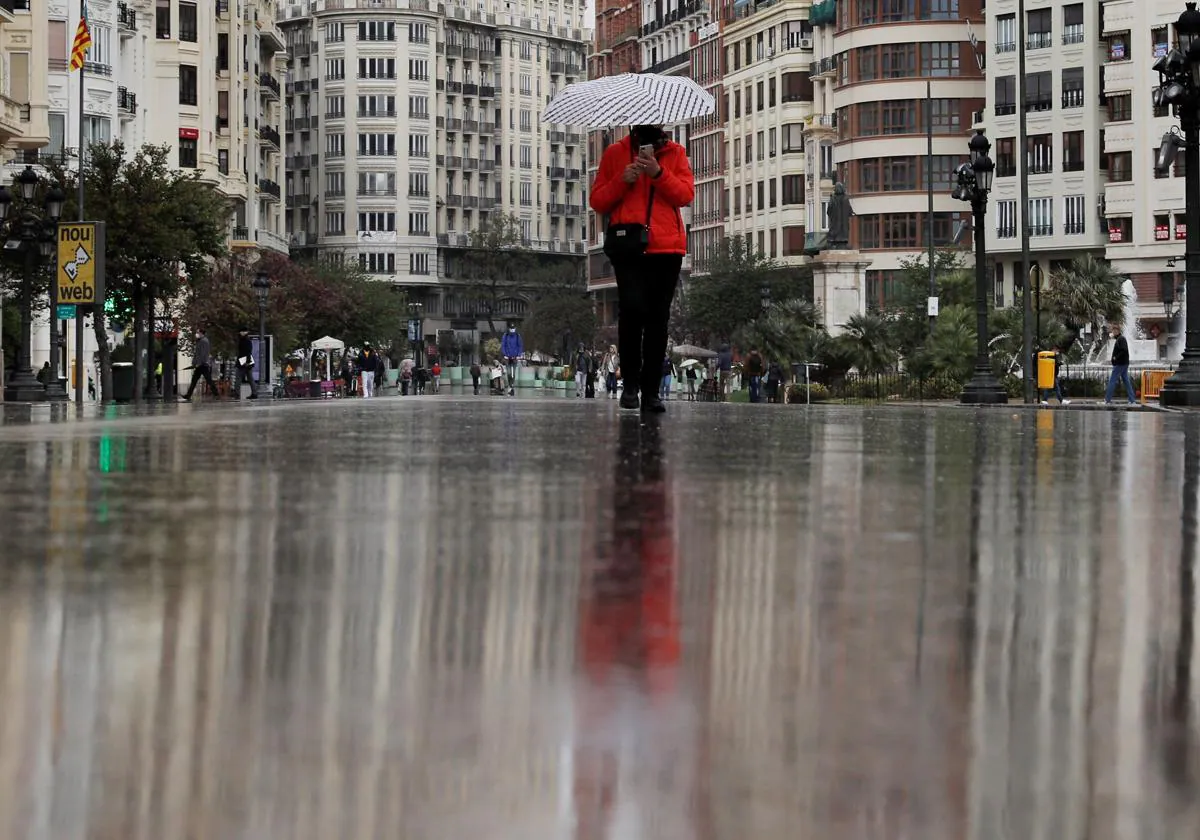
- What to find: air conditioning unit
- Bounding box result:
[799,38,813,50]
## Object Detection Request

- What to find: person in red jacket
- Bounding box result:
[590,124,694,413]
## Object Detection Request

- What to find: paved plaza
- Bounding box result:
[0,397,1198,838]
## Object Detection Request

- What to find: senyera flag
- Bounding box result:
[70,0,92,72]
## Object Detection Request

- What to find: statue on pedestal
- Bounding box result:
[827,182,854,249]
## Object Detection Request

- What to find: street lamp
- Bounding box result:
[1,167,66,403]
[252,270,272,400]
[955,129,1008,404]
[407,300,424,371]
[1156,1,1200,406]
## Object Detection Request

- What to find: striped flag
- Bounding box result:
[69,0,92,72]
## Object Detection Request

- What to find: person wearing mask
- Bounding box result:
[590,124,694,413]
[236,327,256,400]
[181,327,218,401]
[745,348,765,403]
[357,344,379,398]
[603,345,619,398]
[1105,323,1137,405]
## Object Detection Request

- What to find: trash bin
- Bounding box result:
[1036,351,1057,391]
[112,362,135,402]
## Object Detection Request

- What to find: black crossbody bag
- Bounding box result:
[603,145,656,262]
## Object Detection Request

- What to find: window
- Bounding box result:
[782,123,804,153]
[1154,86,1170,118]
[360,253,396,274]
[408,133,428,157]
[769,76,776,107]
[769,127,777,158]
[408,212,429,235]
[217,33,229,71]
[520,109,532,131]
[883,100,915,134]
[996,14,1016,52]
[755,81,764,112]
[995,137,1016,177]
[1062,131,1084,171]
[859,103,880,136]
[325,22,345,42]
[358,133,395,156]
[1063,194,1086,234]
[861,159,880,191]
[1028,197,1052,236]
[858,216,880,248]
[782,174,804,205]
[326,59,345,80]
[409,23,428,43]
[921,43,959,76]
[1062,4,1084,44]
[1155,213,1172,241]
[883,157,917,191]
[882,43,916,78]
[409,95,428,117]
[1107,31,1130,62]
[519,182,532,206]
[155,0,170,39]
[408,171,427,196]
[326,95,345,117]
[359,212,396,231]
[326,133,345,157]
[358,21,396,41]
[326,212,345,235]
[179,65,197,105]
[217,149,229,175]
[178,1,197,42]
[411,253,430,275]
[1107,216,1132,243]
[1061,68,1084,108]
[1108,92,1132,121]
[519,144,532,168]
[923,155,959,190]
[996,200,1017,237]
[994,263,1005,308]
[520,40,532,60]
[732,88,740,119]
[358,95,395,117]
[359,58,396,79]
[1027,134,1052,174]
[409,59,428,80]
[1108,150,1132,181]
[733,185,741,214]
[1027,9,1051,49]
[929,99,959,133]
[326,171,345,196]
[756,131,764,161]
[1024,71,1052,111]
[995,76,1016,115]
[882,214,919,247]
[757,180,765,208]
[178,137,197,168]
[520,73,532,94]
[781,72,812,103]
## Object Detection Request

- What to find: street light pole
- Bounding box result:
[252,270,273,400]
[1158,3,1200,406]
[957,129,1009,405]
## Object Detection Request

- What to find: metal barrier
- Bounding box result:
[1141,369,1174,402]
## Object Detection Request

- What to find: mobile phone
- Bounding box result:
[639,144,654,158]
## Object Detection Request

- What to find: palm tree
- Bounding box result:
[1045,255,1127,351]
[733,299,820,367]
[838,312,897,375]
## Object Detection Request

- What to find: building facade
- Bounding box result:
[687,18,727,276]
[983,0,1108,313]
[722,0,814,268]
[281,0,590,350]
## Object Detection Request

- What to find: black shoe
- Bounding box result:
[641,395,666,414]
[619,392,640,410]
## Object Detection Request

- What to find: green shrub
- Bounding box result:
[787,382,829,402]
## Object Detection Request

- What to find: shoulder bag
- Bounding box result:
[602,144,657,262]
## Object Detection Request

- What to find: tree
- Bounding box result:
[882,251,972,358]
[837,312,897,375]
[522,260,595,357]
[461,213,538,337]
[47,143,230,401]
[733,299,821,368]
[685,234,813,344]
[914,304,976,382]
[1045,254,1126,352]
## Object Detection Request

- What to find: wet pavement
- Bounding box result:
[1,397,1199,838]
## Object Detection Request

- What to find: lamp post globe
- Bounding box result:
[957,129,1008,405]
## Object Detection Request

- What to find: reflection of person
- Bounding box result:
[827,182,854,248]
[590,124,694,414]
[181,327,218,401]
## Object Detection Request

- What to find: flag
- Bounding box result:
[69,1,92,72]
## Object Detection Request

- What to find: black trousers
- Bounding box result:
[184,363,217,399]
[614,253,682,399]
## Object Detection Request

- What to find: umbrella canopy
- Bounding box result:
[542,73,716,127]
[679,358,704,370]
[673,344,717,359]
[311,335,344,351]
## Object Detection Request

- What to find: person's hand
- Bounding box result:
[638,154,661,178]
[621,163,640,184]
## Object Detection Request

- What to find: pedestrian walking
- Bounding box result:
[1104,323,1137,405]
[470,361,482,395]
[575,345,590,397]
[659,355,674,400]
[400,363,412,396]
[501,325,523,396]
[236,327,257,399]
[181,327,218,401]
[746,348,765,403]
[358,344,380,398]
[766,361,783,404]
[591,123,694,413]
[685,365,697,400]
[431,361,442,393]
[603,346,619,397]
[717,345,733,400]
[1040,348,1071,406]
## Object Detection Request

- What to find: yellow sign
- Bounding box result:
[56,222,98,305]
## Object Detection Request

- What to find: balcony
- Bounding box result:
[445,194,463,207]
[256,229,289,254]
[117,86,137,118]
[287,116,311,131]
[463,157,479,170]
[117,1,136,35]
[566,132,582,144]
[445,117,462,130]
[1062,89,1083,109]
[287,154,314,168]
[479,85,496,99]
[286,193,309,209]
[358,187,397,196]
[257,178,282,200]
[463,119,479,132]
[550,130,566,143]
[479,121,495,134]
[1026,32,1052,50]
[566,167,581,179]
[259,125,281,149]
[446,43,463,57]
[1029,224,1053,237]
[447,81,463,93]
[810,56,836,77]
[463,196,479,208]
[644,52,688,75]
[287,80,311,95]
[446,155,463,168]
[550,60,566,74]
[480,160,496,172]
[259,73,281,100]
[231,226,251,242]
[463,83,479,96]
[549,166,566,179]
[548,203,569,215]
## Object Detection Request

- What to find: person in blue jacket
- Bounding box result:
[500,324,523,396]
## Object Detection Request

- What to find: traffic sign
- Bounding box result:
[56,221,106,307]
[56,304,76,320]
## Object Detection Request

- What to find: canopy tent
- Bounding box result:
[311,336,345,351]
[308,336,346,381]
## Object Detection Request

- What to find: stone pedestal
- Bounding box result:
[812,250,871,335]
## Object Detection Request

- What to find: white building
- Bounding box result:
[280,0,590,349]
[983,0,1108,312]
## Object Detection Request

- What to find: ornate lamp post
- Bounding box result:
[252,270,273,400]
[1156,2,1200,406]
[955,129,1008,405]
[1,166,66,403]
[407,300,423,370]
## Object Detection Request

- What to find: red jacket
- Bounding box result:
[589,136,694,255]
